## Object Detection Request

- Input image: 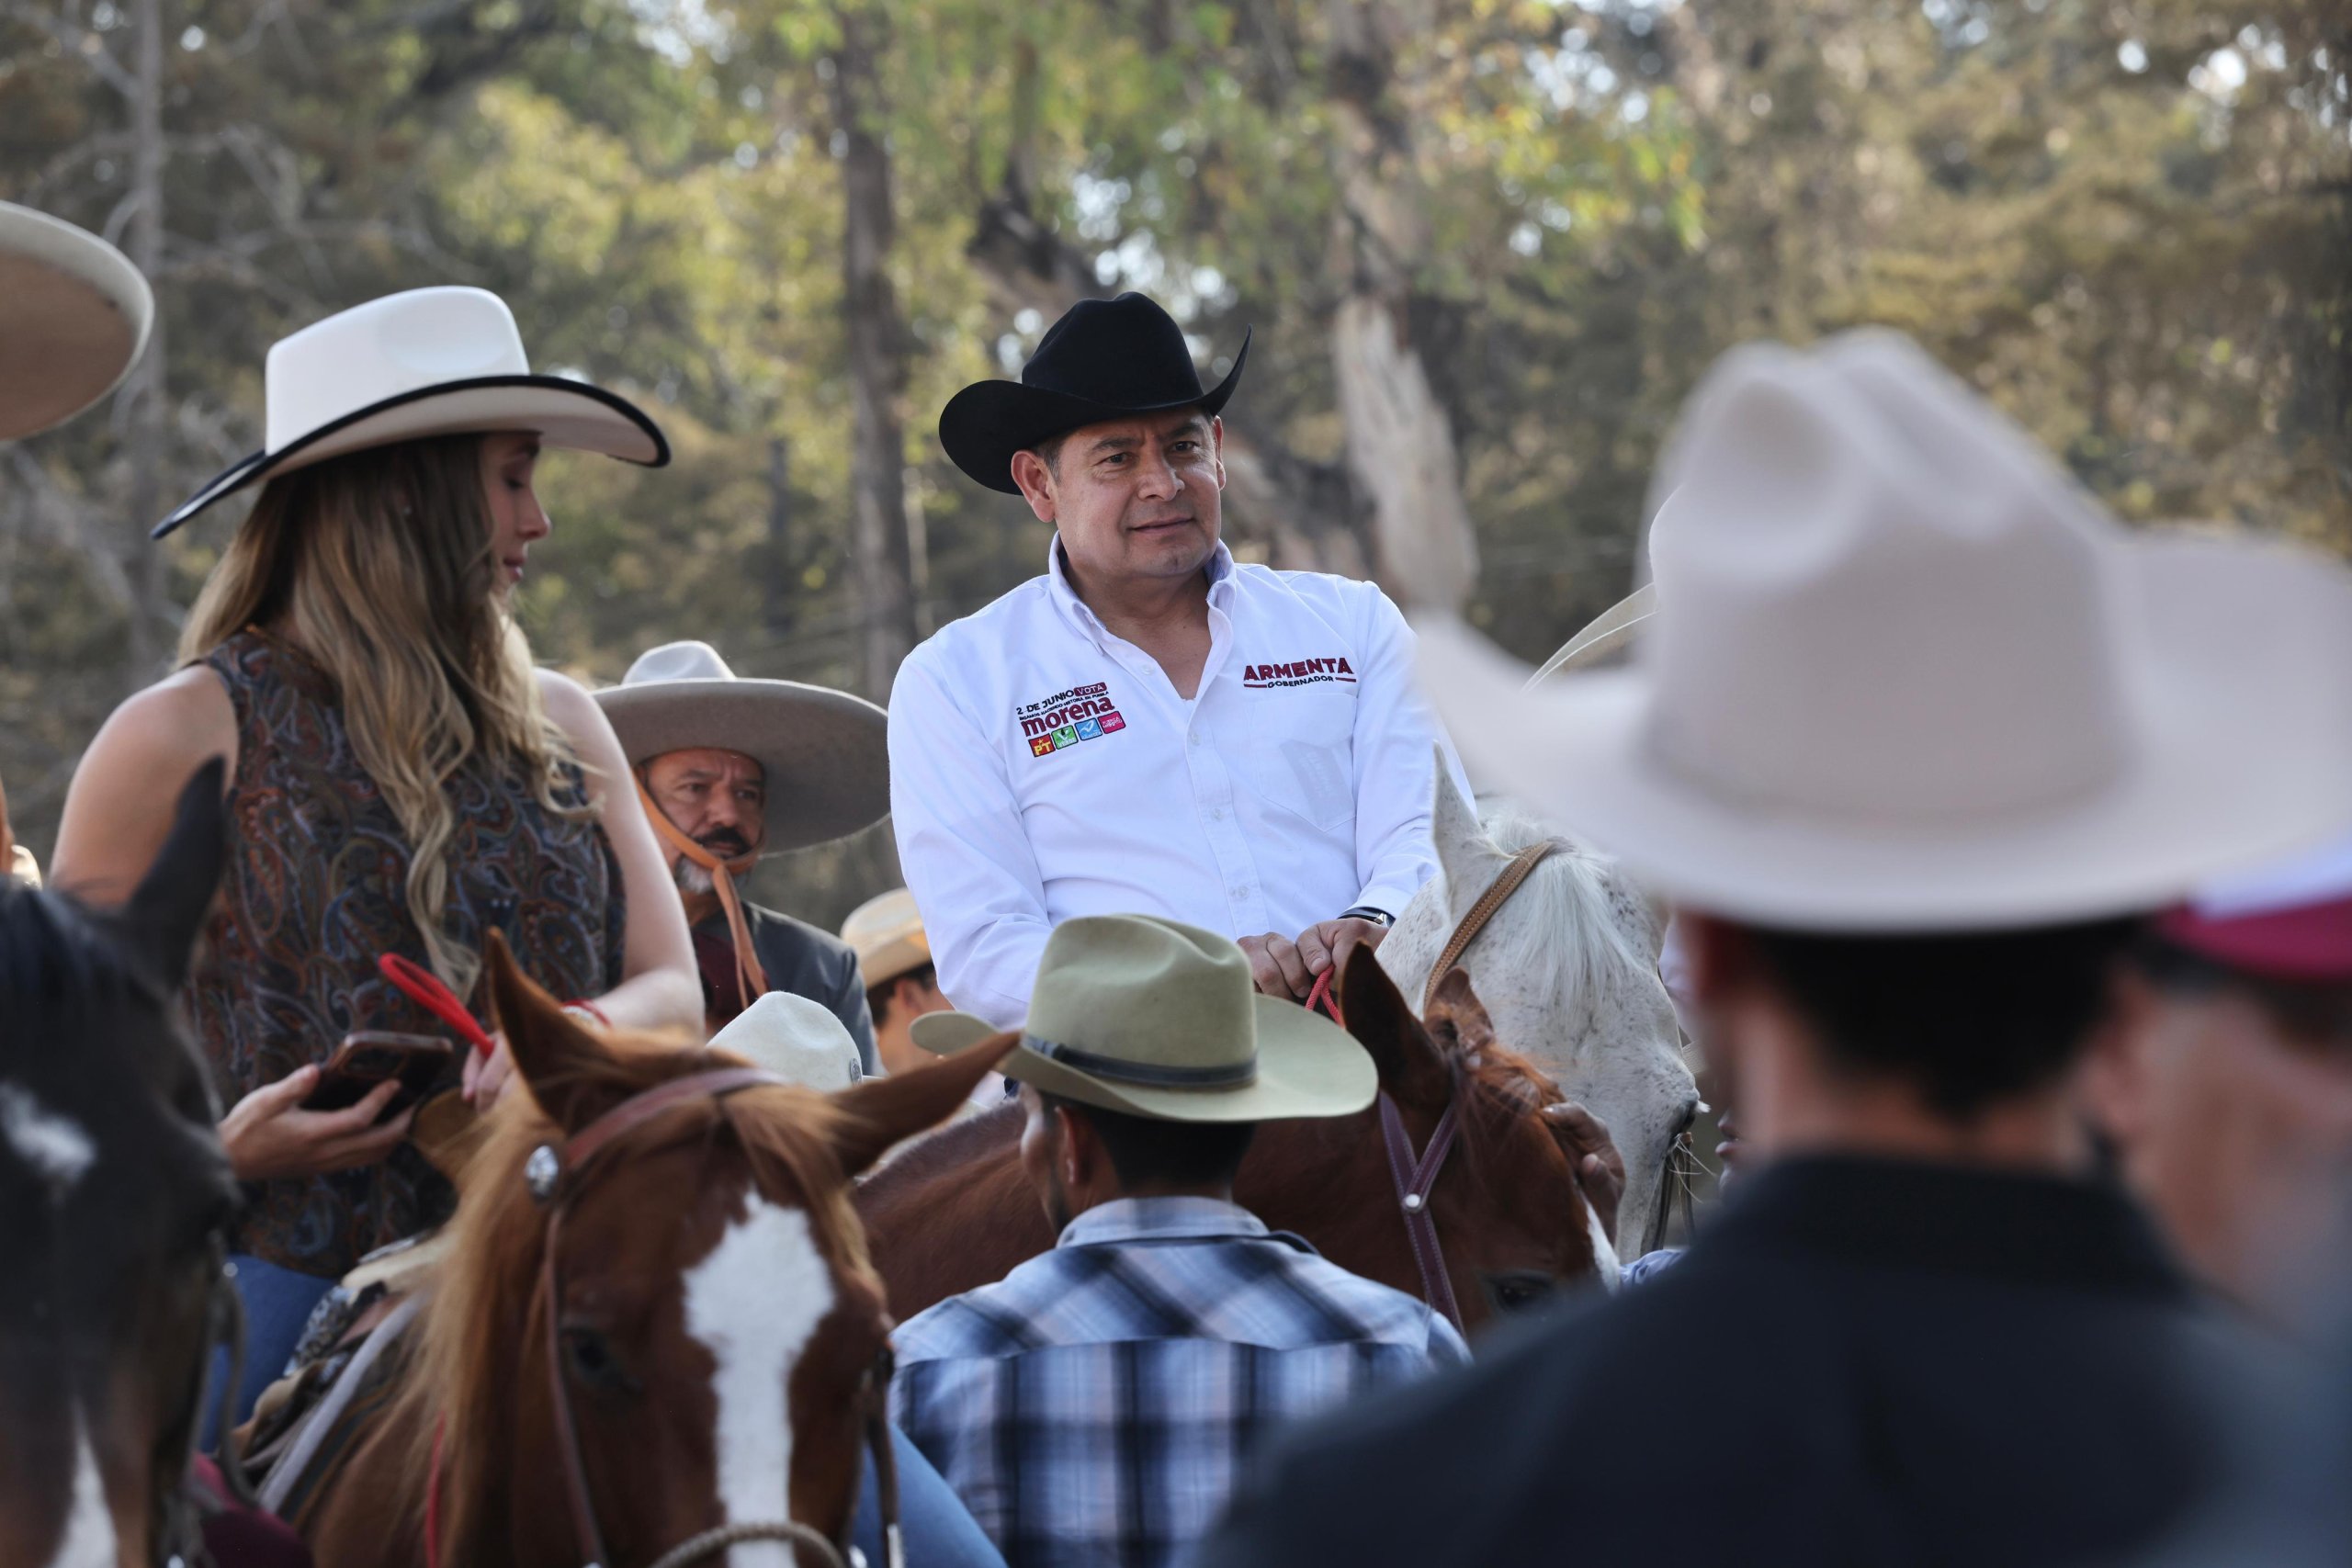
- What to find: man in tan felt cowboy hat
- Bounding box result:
[892,914,1467,1567]
[893,293,1470,1028]
[595,640,890,1066]
[1194,332,2352,1568]
[1,201,153,889]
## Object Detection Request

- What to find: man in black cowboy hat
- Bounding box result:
[891,293,1468,1028]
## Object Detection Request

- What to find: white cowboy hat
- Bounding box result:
[842,888,931,987]
[594,641,889,853]
[1417,329,2352,932]
[708,991,865,1092]
[152,286,667,537]
[910,914,1374,1122]
[0,202,153,441]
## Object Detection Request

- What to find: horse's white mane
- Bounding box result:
[1470,801,1659,1024]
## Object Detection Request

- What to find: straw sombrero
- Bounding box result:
[595,641,889,853]
[0,202,153,441]
[842,888,932,987]
[1418,330,2352,932]
[910,914,1374,1122]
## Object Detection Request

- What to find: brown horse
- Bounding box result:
[296,932,1015,1568]
[858,948,1620,1332]
[0,763,242,1568]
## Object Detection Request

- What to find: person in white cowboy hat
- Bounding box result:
[707,990,866,1090]
[0,201,154,888]
[892,292,1471,1031]
[50,285,701,1430]
[1192,331,2352,1568]
[595,638,890,1068]
[890,913,1466,1568]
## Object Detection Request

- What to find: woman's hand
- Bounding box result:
[461,1035,517,1110]
[220,1066,416,1183]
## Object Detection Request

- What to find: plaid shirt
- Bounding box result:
[890,1196,1469,1568]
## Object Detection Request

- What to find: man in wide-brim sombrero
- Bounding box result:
[1196,330,2352,1568]
[892,291,1469,1032]
[595,640,889,1066]
[889,912,1465,1563]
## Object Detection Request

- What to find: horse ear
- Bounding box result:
[1423,967,1498,1062]
[1339,944,1452,1112]
[483,929,620,1134]
[115,758,229,993]
[1429,749,1501,927]
[827,1032,1023,1178]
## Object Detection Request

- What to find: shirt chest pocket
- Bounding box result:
[1227,678,1358,829]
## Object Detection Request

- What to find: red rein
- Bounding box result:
[376,953,497,1059]
[1306,966,1343,1025]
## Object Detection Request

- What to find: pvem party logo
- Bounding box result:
[1017,680,1127,760]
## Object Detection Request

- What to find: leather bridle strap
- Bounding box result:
[636,778,768,1009]
[1378,1093,1465,1337]
[530,1066,794,1568]
[1422,838,1565,1013]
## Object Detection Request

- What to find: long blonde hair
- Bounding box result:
[179,434,580,998]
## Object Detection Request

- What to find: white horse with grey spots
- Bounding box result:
[1380,761,1701,1258]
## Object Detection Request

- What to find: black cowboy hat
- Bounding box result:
[939,292,1250,496]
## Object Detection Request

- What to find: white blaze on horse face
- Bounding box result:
[0,1083,96,1202]
[684,1195,837,1566]
[42,1417,116,1568]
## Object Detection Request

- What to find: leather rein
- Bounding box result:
[1315,839,1566,1338]
[427,1066,902,1568]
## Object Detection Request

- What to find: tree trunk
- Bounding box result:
[123,0,171,685]
[764,434,795,638]
[829,3,919,703]
[1321,0,1478,613]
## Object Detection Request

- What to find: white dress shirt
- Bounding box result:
[888,539,1469,1027]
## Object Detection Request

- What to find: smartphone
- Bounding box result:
[301,1032,455,1119]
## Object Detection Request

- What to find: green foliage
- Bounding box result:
[2,0,2345,931]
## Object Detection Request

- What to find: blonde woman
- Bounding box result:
[51,288,699,1424]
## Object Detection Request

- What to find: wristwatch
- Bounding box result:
[1339,905,1394,928]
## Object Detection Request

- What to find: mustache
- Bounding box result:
[694,829,753,858]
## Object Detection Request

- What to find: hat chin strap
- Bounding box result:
[637,778,770,1006]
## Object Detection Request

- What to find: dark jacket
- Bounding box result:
[697,901,877,1074]
[1192,1156,2258,1568]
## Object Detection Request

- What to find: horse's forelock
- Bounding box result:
[1468,810,1658,1021]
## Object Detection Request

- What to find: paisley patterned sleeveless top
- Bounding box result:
[187,627,628,1277]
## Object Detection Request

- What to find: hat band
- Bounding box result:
[1025,1035,1258,1089]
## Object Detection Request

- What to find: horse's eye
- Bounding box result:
[562,1326,631,1392]
[1481,1270,1555,1314]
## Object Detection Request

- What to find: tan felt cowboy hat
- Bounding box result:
[595,640,889,853]
[910,914,1374,1122]
[1417,329,2352,932]
[1526,582,1657,686]
[842,888,931,987]
[708,992,865,1090]
[0,202,153,441]
[153,286,667,537]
